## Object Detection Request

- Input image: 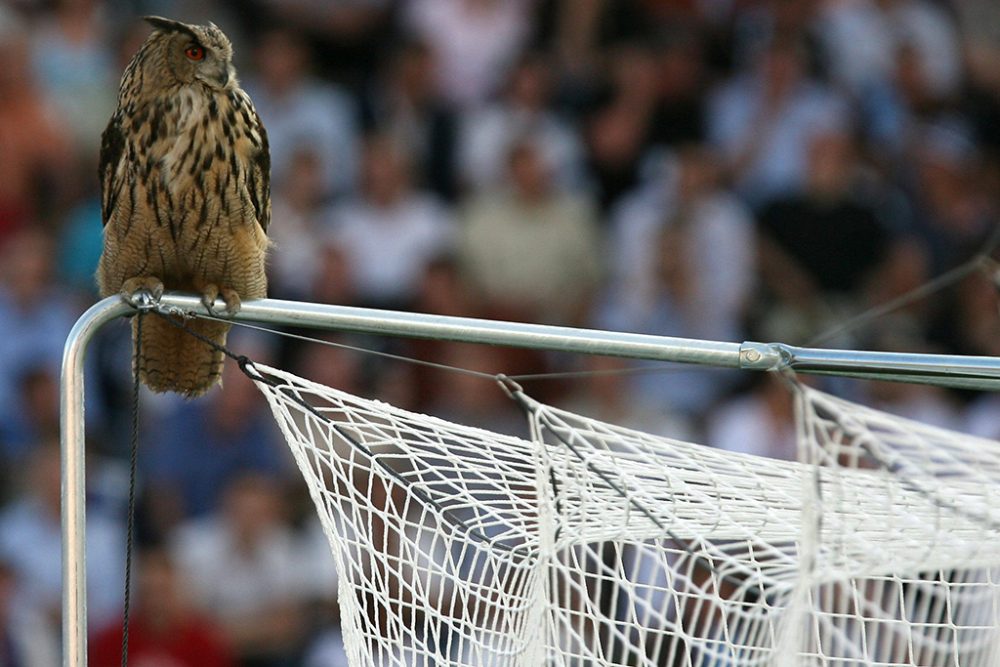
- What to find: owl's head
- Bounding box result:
[143,16,235,91]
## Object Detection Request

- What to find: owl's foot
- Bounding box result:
[121,277,164,309]
[200,284,242,316]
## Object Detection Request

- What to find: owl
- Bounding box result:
[97,16,270,397]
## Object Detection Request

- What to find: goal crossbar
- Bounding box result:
[60,293,1000,666]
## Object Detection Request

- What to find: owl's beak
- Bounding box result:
[199,63,231,90]
[214,66,231,88]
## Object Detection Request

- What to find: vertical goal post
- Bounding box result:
[60,292,1000,667]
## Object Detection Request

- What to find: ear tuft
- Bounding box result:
[143,16,198,39]
[144,16,180,31]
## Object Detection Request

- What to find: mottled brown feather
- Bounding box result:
[97,18,270,397]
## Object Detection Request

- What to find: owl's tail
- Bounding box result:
[133,314,230,397]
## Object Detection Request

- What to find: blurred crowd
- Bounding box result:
[2,0,1000,664]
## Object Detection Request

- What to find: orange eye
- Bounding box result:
[185,45,205,61]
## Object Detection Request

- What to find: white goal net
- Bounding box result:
[248,362,1000,667]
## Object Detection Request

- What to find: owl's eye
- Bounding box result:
[185,45,205,61]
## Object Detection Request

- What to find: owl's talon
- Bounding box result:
[200,284,220,315]
[218,287,242,316]
[199,284,241,316]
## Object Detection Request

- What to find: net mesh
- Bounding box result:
[248,363,1000,666]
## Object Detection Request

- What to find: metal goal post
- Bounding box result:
[60,293,1000,666]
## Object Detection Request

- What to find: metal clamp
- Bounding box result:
[738,341,787,371]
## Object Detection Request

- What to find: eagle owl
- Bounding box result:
[98,16,270,397]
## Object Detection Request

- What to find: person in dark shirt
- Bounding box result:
[141,345,292,538]
[754,129,900,344]
[758,130,891,294]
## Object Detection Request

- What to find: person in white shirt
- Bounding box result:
[707,36,849,205]
[170,473,313,664]
[401,0,535,109]
[327,134,456,308]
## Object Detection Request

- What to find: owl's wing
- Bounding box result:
[248,108,271,234]
[99,113,126,226]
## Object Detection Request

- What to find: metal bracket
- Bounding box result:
[124,288,159,312]
[738,341,787,371]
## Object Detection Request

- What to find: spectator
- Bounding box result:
[309,240,359,308]
[585,100,652,214]
[819,0,962,102]
[412,254,475,319]
[862,378,960,431]
[363,38,461,202]
[644,28,709,149]
[244,26,360,198]
[89,546,236,667]
[251,0,393,86]
[142,351,292,535]
[606,145,754,337]
[400,0,535,109]
[708,375,797,461]
[707,34,850,205]
[584,30,710,213]
[728,0,819,68]
[459,138,603,325]
[0,440,124,634]
[267,148,332,300]
[28,0,117,155]
[326,134,456,309]
[459,51,583,193]
[925,243,1000,361]
[55,171,104,296]
[598,146,754,416]
[0,556,59,666]
[584,43,662,213]
[0,17,72,237]
[905,120,995,273]
[288,333,367,400]
[400,256,480,411]
[878,0,963,101]
[422,343,530,436]
[856,237,937,350]
[0,229,79,456]
[754,130,896,345]
[558,356,696,440]
[170,473,309,666]
[0,364,59,470]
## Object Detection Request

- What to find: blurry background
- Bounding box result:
[2,0,1000,664]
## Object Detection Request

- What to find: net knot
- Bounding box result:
[238,355,260,379]
[495,374,524,399]
[237,356,280,388]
